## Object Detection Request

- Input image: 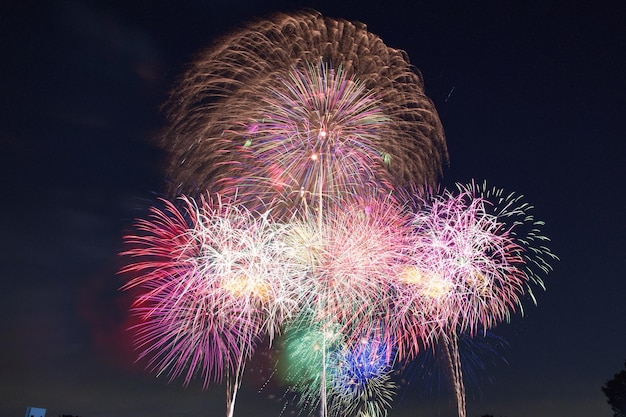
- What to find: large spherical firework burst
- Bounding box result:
[121,195,305,388]
[161,10,447,210]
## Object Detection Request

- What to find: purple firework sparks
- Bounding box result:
[391,184,556,417]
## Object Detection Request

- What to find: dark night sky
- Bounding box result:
[1,1,625,416]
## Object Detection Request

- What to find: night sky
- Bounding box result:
[1,1,625,416]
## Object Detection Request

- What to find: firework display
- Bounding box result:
[121,10,556,417]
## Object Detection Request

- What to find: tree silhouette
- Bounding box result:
[603,361,626,417]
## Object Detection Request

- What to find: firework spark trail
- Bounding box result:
[121,195,308,416]
[161,10,447,208]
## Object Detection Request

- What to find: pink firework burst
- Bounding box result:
[120,195,305,392]
[279,192,416,365]
[392,184,556,417]
[400,188,527,343]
